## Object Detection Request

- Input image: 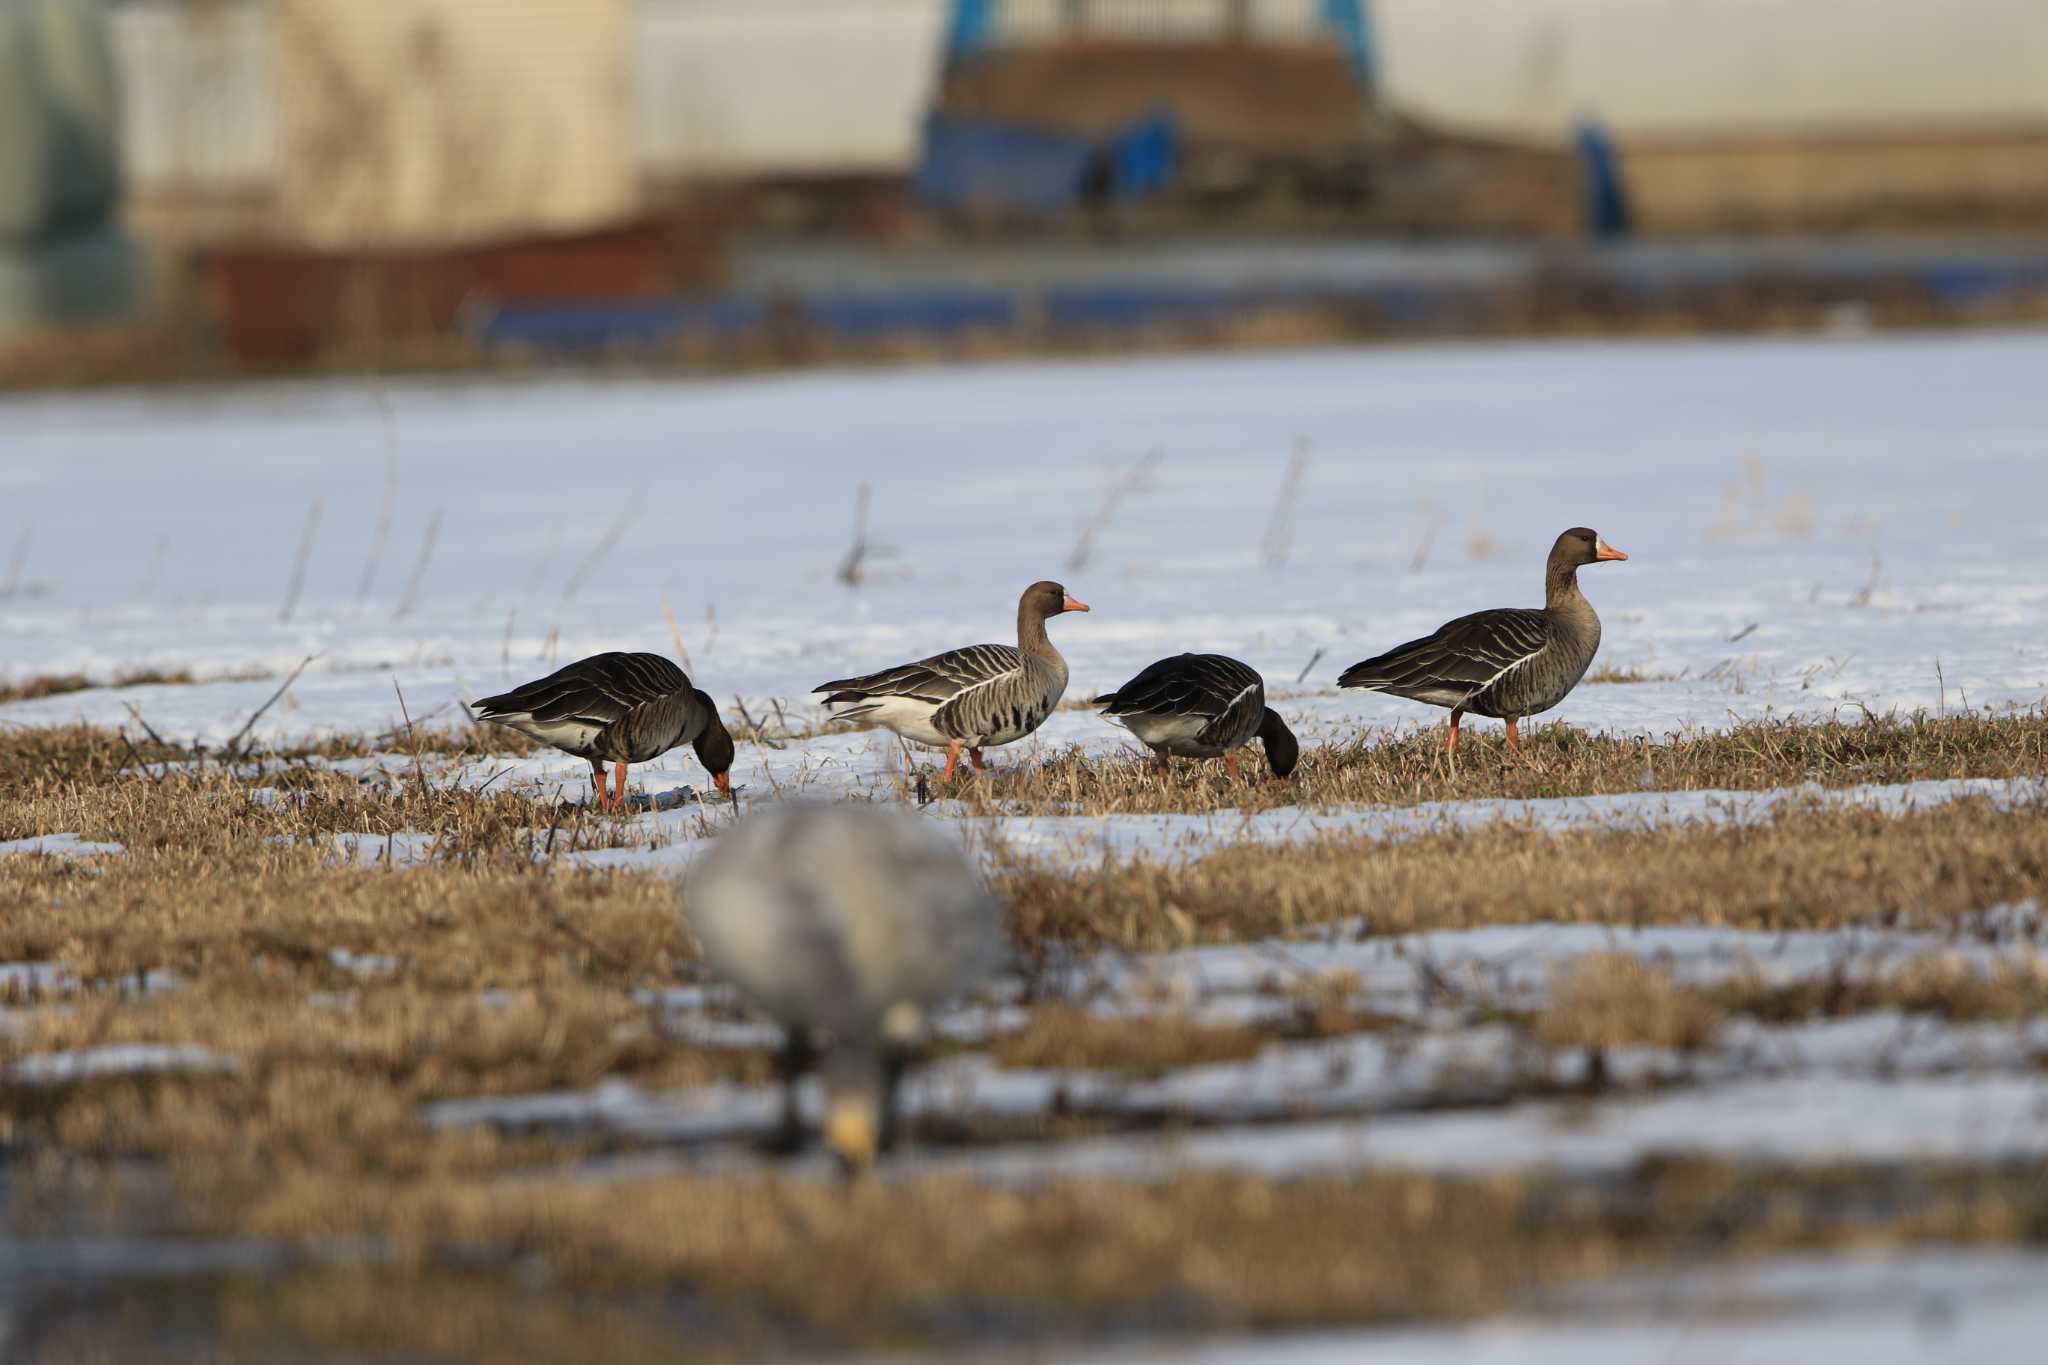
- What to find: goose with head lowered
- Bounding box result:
[684,802,1003,1172]
[814,580,1089,781]
[1096,653,1298,781]
[469,652,735,809]
[1339,527,1628,755]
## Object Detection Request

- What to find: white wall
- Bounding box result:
[111,1,276,191]
[1372,0,2048,139]
[108,0,2048,200]
[635,0,948,177]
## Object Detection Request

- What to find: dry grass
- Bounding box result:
[1581,663,1680,685]
[12,1160,2025,1360]
[987,1007,1269,1077]
[1712,954,2048,1025]
[975,709,2048,816]
[5,716,2048,1356]
[999,796,2048,954]
[1535,956,1723,1053]
[0,666,210,705]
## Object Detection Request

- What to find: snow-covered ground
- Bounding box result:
[7,332,2048,1350]
[1071,1251,2048,1365]
[4,330,2046,757]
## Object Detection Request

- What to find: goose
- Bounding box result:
[684,803,1003,1171]
[814,580,1089,780]
[1338,527,1628,754]
[1095,653,1299,780]
[470,652,735,809]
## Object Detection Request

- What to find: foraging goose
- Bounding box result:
[470,652,735,809]
[1338,527,1628,754]
[1096,653,1299,780]
[814,580,1089,780]
[684,803,1002,1171]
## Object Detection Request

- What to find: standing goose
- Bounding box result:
[1339,527,1628,754]
[684,803,1003,1171]
[1096,653,1299,781]
[814,580,1090,780]
[470,652,735,809]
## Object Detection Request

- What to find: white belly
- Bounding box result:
[1118,711,1223,758]
[838,695,953,748]
[489,713,606,754]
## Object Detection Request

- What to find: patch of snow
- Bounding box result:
[421,1006,2048,1168]
[921,1072,2048,1184]
[0,833,125,860]
[1063,921,2048,1023]
[319,832,442,867]
[973,776,2048,867]
[4,1045,234,1085]
[326,948,399,978]
[3,332,2045,754]
[1072,1250,2048,1365]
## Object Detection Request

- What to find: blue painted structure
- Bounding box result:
[1575,120,1631,240]
[913,109,1178,217]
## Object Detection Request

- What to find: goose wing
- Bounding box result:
[815,643,1024,707]
[1097,653,1264,747]
[1338,609,1552,707]
[473,651,689,726]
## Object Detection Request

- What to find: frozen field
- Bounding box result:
[4,330,2048,1359]
[5,328,2047,747]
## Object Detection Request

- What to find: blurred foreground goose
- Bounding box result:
[685,803,1003,1171]
[1339,527,1628,754]
[814,580,1089,780]
[1095,653,1299,781]
[470,652,735,809]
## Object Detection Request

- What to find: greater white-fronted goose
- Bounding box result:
[470,652,735,809]
[1096,653,1299,781]
[684,802,1002,1171]
[814,580,1089,780]
[1338,527,1628,754]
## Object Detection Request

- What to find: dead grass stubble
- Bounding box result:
[6,720,2048,1353]
[977,709,2048,816]
[178,1161,2048,1354]
[998,797,2048,954]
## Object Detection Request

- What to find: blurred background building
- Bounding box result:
[6,0,2048,370]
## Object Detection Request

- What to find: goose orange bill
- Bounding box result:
[1594,539,1628,562]
[1063,596,1092,612]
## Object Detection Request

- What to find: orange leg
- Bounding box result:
[1157,753,1172,776]
[968,747,987,774]
[940,741,963,781]
[1446,708,1464,756]
[1225,752,1242,783]
[591,764,609,808]
[1505,720,1521,755]
[614,760,630,810]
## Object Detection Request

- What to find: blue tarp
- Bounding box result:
[914,109,1179,217]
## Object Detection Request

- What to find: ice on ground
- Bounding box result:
[3,331,2046,752]
[1071,1250,2048,1365]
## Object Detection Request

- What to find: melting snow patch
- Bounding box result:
[0,833,125,861]
[1076,1250,2048,1365]
[5,1045,234,1085]
[323,832,441,867]
[977,777,2048,867]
